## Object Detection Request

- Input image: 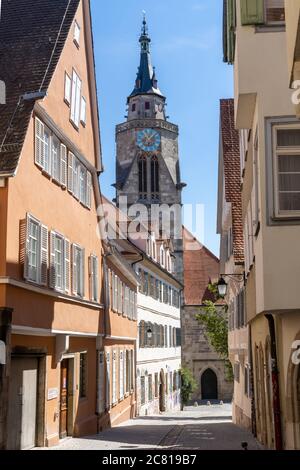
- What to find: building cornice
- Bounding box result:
[0,277,104,310]
[116,119,178,135]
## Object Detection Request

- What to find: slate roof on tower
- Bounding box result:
[0,0,80,176]
[128,16,165,101]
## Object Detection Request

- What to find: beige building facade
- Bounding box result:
[223,0,300,450]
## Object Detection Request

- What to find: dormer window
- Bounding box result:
[74,21,81,47]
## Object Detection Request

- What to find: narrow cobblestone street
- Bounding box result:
[42,404,262,451]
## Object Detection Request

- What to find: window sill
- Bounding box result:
[255,24,285,33]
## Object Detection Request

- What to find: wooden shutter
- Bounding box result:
[240,0,264,25]
[21,216,30,280]
[60,144,67,187]
[64,73,71,105]
[35,117,44,168]
[68,152,75,193]
[80,248,85,297]
[119,351,124,399]
[123,350,127,394]
[64,239,70,293]
[86,171,92,209]
[74,75,82,127]
[106,352,110,409]
[70,70,77,124]
[80,97,86,125]
[40,224,48,286]
[72,244,78,295]
[49,231,56,289]
[112,350,117,404]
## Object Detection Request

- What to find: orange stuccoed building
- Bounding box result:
[0,0,108,449]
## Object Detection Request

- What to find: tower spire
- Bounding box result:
[128,15,164,101]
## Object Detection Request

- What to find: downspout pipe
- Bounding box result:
[248,323,257,438]
[265,314,283,451]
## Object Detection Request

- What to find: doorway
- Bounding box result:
[201,369,218,400]
[159,369,166,412]
[60,359,69,439]
[7,357,38,449]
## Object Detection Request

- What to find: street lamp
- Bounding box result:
[217,277,228,298]
[217,273,246,298]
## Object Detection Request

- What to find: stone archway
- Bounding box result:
[159,369,166,412]
[201,368,218,400]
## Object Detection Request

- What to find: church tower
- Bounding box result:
[115,16,185,282]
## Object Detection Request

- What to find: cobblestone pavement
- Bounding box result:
[40,404,263,451]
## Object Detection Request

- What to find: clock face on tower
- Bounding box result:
[136,129,161,152]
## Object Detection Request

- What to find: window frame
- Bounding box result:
[264,0,285,26]
[273,123,300,218]
[73,20,81,48]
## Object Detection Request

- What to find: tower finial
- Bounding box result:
[142,10,147,36]
[139,11,151,53]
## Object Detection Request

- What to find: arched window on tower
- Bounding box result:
[138,155,147,199]
[151,155,159,200]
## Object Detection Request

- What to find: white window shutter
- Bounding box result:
[60,144,67,187]
[40,224,48,286]
[23,215,31,280]
[112,350,117,404]
[49,231,56,289]
[75,77,82,127]
[80,248,85,297]
[64,73,71,105]
[64,239,70,293]
[80,97,86,125]
[94,256,99,302]
[119,351,124,399]
[88,255,93,300]
[123,351,127,395]
[86,171,92,209]
[35,117,44,168]
[72,244,78,295]
[68,152,75,193]
[70,70,77,124]
[106,352,110,409]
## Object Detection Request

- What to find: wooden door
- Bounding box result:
[59,359,69,439]
[7,357,38,450]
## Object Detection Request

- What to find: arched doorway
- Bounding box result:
[159,369,166,412]
[201,369,218,400]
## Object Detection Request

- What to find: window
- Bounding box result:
[72,244,85,297]
[24,214,48,286]
[124,350,127,394]
[148,375,153,401]
[80,97,87,126]
[68,152,91,208]
[239,129,249,179]
[112,351,117,405]
[132,103,136,112]
[154,373,159,398]
[138,155,147,199]
[70,69,82,128]
[164,326,168,348]
[273,126,300,216]
[119,351,124,400]
[117,278,123,314]
[151,156,159,200]
[79,352,87,398]
[176,328,181,347]
[264,0,285,24]
[43,126,51,175]
[106,352,110,408]
[51,136,61,183]
[89,255,99,302]
[145,101,150,110]
[126,350,130,393]
[234,363,240,383]
[141,377,146,405]
[169,326,172,347]
[240,0,285,26]
[64,73,71,105]
[74,20,81,47]
[130,350,134,391]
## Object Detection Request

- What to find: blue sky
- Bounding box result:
[91,0,234,256]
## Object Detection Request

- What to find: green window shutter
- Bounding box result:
[240,0,264,26]
[227,0,236,64]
